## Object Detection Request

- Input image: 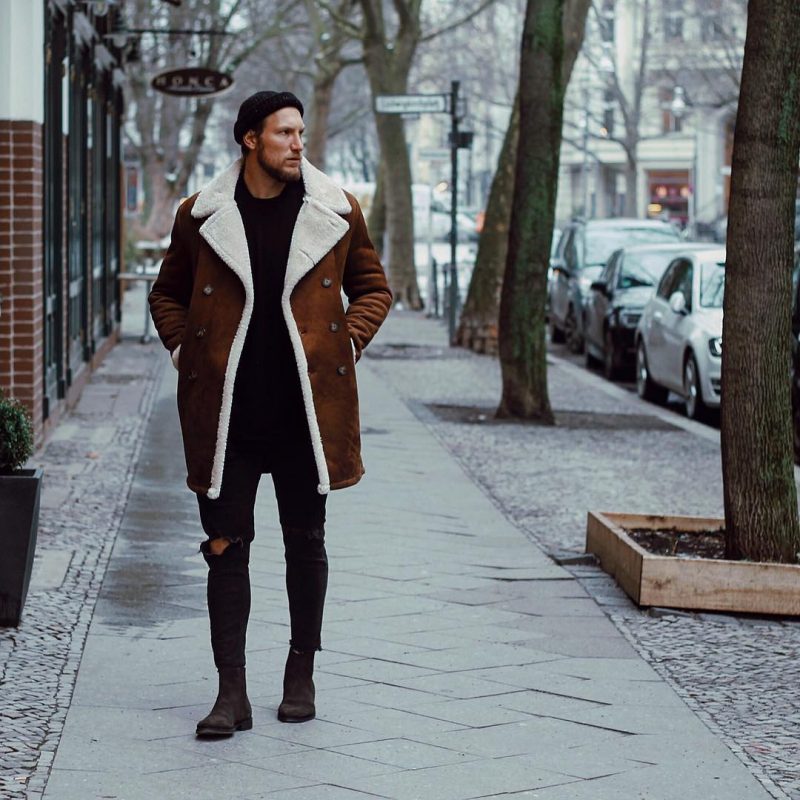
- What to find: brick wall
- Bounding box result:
[0,120,45,444]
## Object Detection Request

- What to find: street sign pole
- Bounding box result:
[449,80,460,345]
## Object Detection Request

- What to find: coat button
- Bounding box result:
[196,326,206,338]
[329,322,339,332]
[203,284,213,295]
[337,365,348,376]
[321,277,332,288]
[188,370,198,381]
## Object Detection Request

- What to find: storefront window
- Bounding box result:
[42,0,123,403]
[647,170,691,227]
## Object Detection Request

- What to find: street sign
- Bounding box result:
[418,147,451,161]
[151,68,234,98]
[375,94,448,114]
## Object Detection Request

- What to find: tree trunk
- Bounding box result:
[368,163,386,257]
[497,0,590,420]
[359,0,422,310]
[141,159,183,240]
[456,97,519,353]
[623,153,637,217]
[498,0,578,421]
[374,112,420,308]
[305,74,337,170]
[458,0,589,355]
[720,0,800,563]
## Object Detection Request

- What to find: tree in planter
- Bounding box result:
[457,0,588,355]
[720,0,800,563]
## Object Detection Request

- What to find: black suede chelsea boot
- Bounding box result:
[277,648,316,723]
[196,666,253,737]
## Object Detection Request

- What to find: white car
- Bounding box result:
[635,248,726,420]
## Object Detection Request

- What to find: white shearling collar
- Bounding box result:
[191,156,350,219]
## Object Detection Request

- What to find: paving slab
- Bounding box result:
[39,318,774,799]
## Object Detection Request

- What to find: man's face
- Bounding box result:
[248,107,304,184]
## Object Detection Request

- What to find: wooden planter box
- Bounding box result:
[586,511,800,616]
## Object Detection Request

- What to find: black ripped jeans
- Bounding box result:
[196,433,328,669]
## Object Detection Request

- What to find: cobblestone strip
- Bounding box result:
[0,343,165,800]
[605,610,797,800]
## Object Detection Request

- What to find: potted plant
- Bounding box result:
[0,392,42,627]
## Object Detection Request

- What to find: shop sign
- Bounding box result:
[151,68,234,98]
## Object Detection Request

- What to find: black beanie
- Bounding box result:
[233,91,304,144]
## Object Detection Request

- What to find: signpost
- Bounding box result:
[151,68,233,98]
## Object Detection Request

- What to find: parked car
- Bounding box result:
[549,218,681,353]
[635,248,726,421]
[584,243,719,379]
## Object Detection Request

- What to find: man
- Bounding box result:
[148,91,392,737]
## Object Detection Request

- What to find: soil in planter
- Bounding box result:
[627,528,727,560]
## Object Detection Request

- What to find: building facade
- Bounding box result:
[0,0,124,445]
[557,0,744,235]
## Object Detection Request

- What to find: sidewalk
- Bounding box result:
[36,313,777,798]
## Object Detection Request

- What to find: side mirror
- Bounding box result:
[590,280,607,294]
[669,291,688,315]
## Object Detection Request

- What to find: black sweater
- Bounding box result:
[228,174,307,443]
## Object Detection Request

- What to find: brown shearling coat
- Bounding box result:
[148,158,392,499]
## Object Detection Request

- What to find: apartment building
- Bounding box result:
[557,0,744,234]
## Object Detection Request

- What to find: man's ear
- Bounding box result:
[242,130,258,153]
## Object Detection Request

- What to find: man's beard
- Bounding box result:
[256,145,302,184]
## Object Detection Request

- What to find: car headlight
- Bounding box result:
[708,337,722,357]
[578,276,594,297]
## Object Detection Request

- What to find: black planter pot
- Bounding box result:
[0,467,43,627]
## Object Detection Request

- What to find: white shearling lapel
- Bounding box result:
[192,159,253,298]
[198,205,252,297]
[190,159,254,500]
[281,158,351,495]
[283,158,351,297]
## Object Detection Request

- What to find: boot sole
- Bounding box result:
[277,710,315,723]
[196,717,253,737]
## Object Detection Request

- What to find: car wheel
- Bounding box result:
[549,316,566,344]
[684,354,709,421]
[585,346,601,369]
[603,329,620,381]
[636,341,668,404]
[565,305,584,354]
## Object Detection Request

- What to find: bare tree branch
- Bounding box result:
[420,0,496,43]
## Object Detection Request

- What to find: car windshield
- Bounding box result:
[585,227,679,266]
[700,261,725,307]
[619,251,675,288]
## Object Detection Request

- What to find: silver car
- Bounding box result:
[635,248,726,420]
